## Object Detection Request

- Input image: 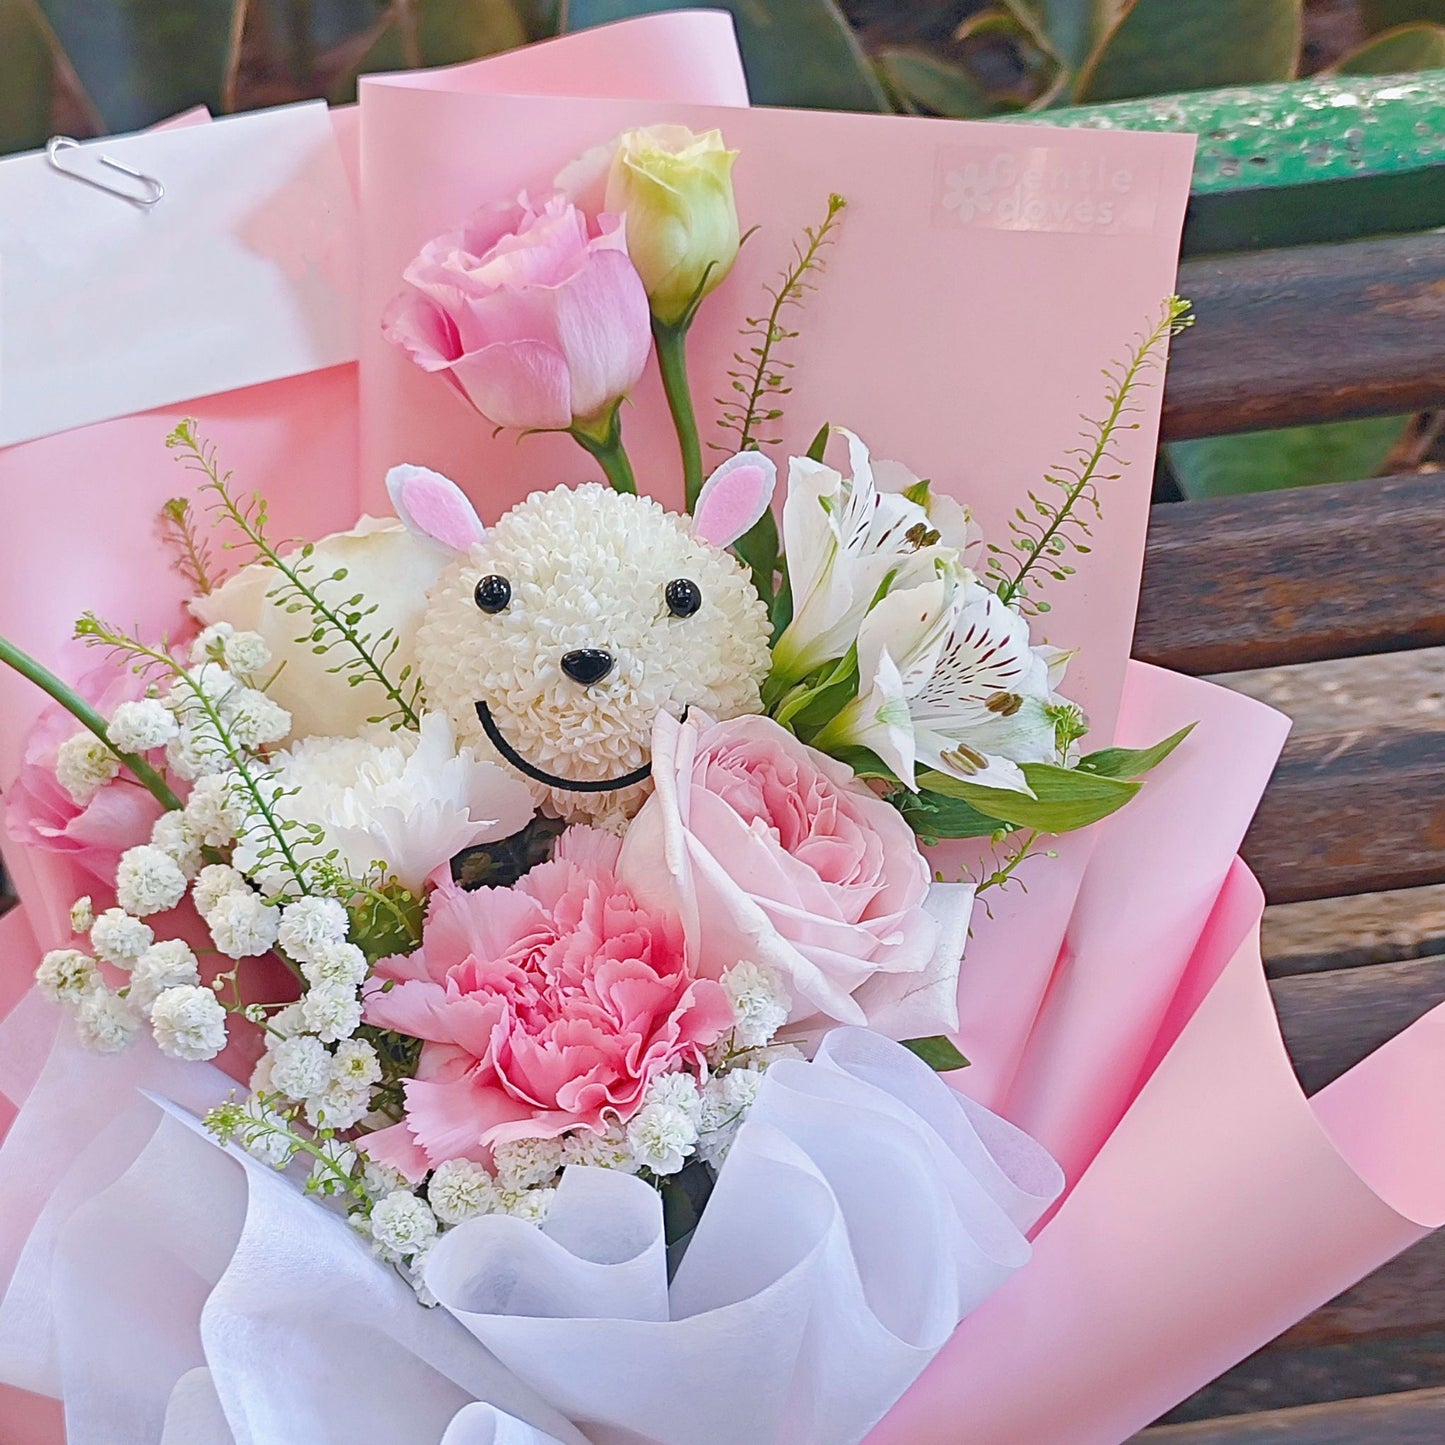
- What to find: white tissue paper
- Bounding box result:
[1,981,1060,1445]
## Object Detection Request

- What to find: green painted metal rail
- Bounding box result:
[1010,70,1445,254]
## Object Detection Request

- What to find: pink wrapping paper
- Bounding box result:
[355,67,1195,1111]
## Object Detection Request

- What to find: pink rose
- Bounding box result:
[4,665,166,885]
[382,193,652,432]
[362,826,731,1180]
[618,713,974,1038]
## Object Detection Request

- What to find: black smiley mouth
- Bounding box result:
[474,700,681,794]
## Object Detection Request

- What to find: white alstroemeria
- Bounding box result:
[771,430,959,688]
[822,575,1062,794]
[232,712,535,895]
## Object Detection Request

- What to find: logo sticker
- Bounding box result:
[934,145,1160,236]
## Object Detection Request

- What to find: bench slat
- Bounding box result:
[1272,1232,1445,1352]
[1241,726,1445,905]
[1134,1386,1445,1442]
[1132,473,1445,676]
[1165,233,1445,440]
[1271,955,1445,1097]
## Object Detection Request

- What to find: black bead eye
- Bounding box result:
[474,575,511,614]
[665,578,702,618]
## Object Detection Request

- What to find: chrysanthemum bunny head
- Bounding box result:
[391,457,776,825]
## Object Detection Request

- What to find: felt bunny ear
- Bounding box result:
[692,451,778,549]
[386,464,487,553]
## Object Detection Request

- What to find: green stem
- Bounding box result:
[0,633,183,812]
[653,321,704,508]
[569,404,638,495]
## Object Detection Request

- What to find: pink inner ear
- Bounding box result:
[695,463,772,549]
[388,465,487,552]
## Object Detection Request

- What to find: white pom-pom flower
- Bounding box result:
[69,896,95,935]
[192,863,248,919]
[268,1035,331,1100]
[625,1100,698,1176]
[499,1187,556,1225]
[115,845,189,918]
[277,896,350,964]
[427,1159,501,1225]
[368,1190,438,1261]
[150,984,228,1060]
[90,909,153,966]
[642,1070,703,1120]
[221,630,271,677]
[302,940,368,990]
[721,959,791,1049]
[493,1136,564,1192]
[696,1065,767,1168]
[107,699,178,753]
[35,948,99,1005]
[206,889,281,959]
[232,712,535,894]
[54,732,120,804]
[415,482,771,825]
[562,1123,637,1174]
[190,623,235,665]
[74,988,141,1052]
[150,811,202,879]
[225,688,291,750]
[184,773,250,849]
[302,983,362,1043]
[128,939,201,1011]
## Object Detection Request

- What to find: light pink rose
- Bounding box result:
[618,712,974,1038]
[382,192,652,432]
[4,665,166,885]
[362,826,731,1180]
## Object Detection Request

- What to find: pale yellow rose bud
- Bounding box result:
[604,126,740,328]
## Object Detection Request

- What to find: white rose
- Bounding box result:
[190,517,449,740]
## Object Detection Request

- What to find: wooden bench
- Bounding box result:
[1130,228,1445,1440]
[0,228,1441,1444]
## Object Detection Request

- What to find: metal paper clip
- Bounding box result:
[45,136,165,207]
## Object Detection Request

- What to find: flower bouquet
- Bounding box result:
[3,16,1442,1445]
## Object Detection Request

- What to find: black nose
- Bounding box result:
[560,648,615,686]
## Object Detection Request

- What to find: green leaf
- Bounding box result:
[1362,1,1445,28]
[918,762,1141,834]
[1076,723,1193,780]
[1165,416,1409,500]
[0,0,53,155]
[1335,22,1445,74]
[331,0,528,103]
[901,1035,970,1071]
[805,423,831,462]
[36,0,243,132]
[1073,0,1302,104]
[562,0,889,111]
[999,0,1113,71]
[896,788,1008,840]
[875,45,1006,119]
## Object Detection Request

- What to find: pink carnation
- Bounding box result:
[4,663,165,885]
[363,826,731,1180]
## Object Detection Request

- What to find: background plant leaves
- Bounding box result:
[1165,416,1411,500]
[0,0,54,153]
[562,0,889,111]
[36,0,243,131]
[1334,21,1445,73]
[328,0,527,103]
[1073,0,1303,103]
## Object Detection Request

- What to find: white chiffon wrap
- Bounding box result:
[0,992,1061,1445]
